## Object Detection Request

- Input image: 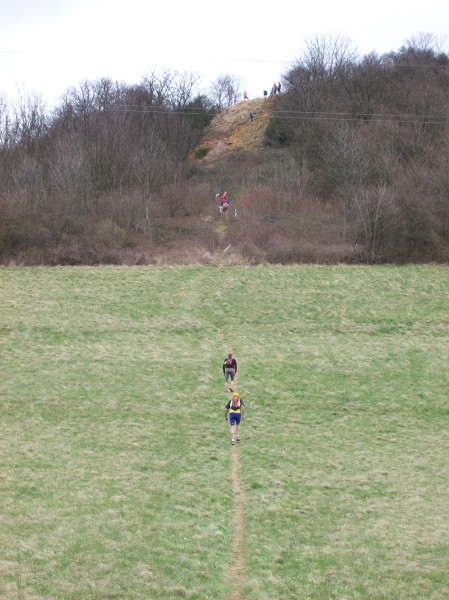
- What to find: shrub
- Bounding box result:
[194,146,210,159]
[95,219,128,246]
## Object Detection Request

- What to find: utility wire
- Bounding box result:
[2,98,447,124]
[1,48,448,68]
[77,104,449,119]
[98,105,449,123]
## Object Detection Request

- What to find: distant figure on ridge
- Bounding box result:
[263,90,268,98]
[277,82,281,93]
[243,91,249,101]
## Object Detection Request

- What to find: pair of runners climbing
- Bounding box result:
[223,352,245,445]
[219,191,231,213]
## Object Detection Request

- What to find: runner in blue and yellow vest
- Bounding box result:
[225,392,245,445]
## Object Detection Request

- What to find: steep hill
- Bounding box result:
[194,97,273,166]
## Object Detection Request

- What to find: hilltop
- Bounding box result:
[193,97,273,165]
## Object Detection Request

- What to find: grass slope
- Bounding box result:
[1,265,448,599]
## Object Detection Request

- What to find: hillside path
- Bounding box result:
[184,274,247,599]
[225,444,247,600]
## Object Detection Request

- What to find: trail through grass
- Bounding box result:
[225,445,246,600]
[1,265,448,599]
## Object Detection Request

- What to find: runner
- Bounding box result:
[223,352,237,392]
[220,192,231,213]
[225,392,245,445]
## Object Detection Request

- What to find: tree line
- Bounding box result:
[0,33,448,264]
[268,33,449,261]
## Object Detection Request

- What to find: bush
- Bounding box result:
[95,220,128,247]
[194,146,210,159]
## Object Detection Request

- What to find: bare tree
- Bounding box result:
[0,93,50,211]
[132,128,176,231]
[209,74,242,111]
[320,122,369,241]
[55,79,149,196]
[399,32,446,58]
[340,52,393,118]
[140,69,206,162]
[354,183,395,258]
[133,128,175,194]
[284,33,358,112]
[160,177,186,218]
[8,91,48,153]
[370,126,402,193]
[49,135,93,211]
[59,78,127,124]
[0,95,11,149]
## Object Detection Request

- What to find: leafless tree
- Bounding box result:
[8,91,49,153]
[0,93,50,210]
[0,95,11,149]
[340,52,393,118]
[132,128,176,231]
[141,69,201,108]
[140,69,206,162]
[284,33,358,113]
[49,135,93,212]
[209,74,242,111]
[399,32,446,58]
[160,178,186,218]
[59,78,127,124]
[320,121,369,241]
[54,79,150,196]
[354,183,395,258]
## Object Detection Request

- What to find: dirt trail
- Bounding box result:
[213,320,247,599]
[225,445,247,600]
[185,275,246,598]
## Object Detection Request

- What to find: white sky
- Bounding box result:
[1,0,448,108]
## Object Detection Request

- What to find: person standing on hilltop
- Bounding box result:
[223,352,237,392]
[277,82,281,93]
[243,91,249,101]
[225,392,245,445]
[263,89,268,98]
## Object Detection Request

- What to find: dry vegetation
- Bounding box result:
[1,33,448,265]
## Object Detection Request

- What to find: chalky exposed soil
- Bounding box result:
[194,98,273,166]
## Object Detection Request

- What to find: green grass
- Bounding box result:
[1,265,448,599]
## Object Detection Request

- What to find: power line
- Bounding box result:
[2,97,447,125]
[99,105,449,123]
[1,48,448,68]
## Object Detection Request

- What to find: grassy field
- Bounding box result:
[1,265,448,600]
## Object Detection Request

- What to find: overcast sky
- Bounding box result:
[1,0,448,108]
